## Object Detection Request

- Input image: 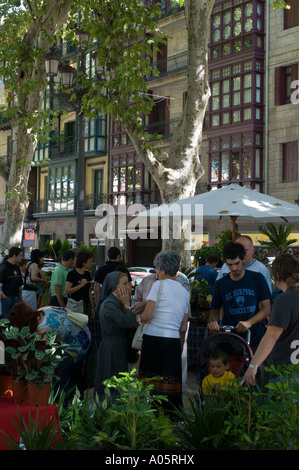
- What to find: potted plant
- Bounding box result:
[189,278,212,325]
[3,325,65,405]
[19,329,65,406]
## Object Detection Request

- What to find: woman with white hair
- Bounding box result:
[138,250,189,413]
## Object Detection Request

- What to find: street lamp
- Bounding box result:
[44,33,91,248]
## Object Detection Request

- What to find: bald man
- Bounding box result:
[216,235,272,292]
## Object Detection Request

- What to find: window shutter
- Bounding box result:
[283,141,298,182]
[284,0,299,30]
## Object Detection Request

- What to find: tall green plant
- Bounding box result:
[60,370,177,450]
[258,223,297,255]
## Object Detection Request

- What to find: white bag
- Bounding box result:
[66,297,84,313]
[131,280,163,351]
[67,311,88,329]
[131,323,149,351]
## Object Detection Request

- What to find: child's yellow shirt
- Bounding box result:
[202,370,235,396]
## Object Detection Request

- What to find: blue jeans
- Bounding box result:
[1,296,18,317]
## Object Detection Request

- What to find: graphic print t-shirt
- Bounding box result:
[211,270,271,347]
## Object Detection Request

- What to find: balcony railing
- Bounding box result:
[33,189,162,216]
[33,193,110,215]
[146,117,180,139]
[147,51,188,81]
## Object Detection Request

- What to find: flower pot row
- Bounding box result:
[0,375,51,406]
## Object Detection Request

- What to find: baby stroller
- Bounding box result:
[196,326,253,389]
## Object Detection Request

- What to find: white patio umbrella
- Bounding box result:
[139,184,299,240]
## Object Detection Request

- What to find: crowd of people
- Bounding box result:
[0,238,298,409]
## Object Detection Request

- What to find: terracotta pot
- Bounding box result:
[0,375,13,396]
[27,382,51,406]
[12,379,28,402]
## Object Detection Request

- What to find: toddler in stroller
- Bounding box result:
[201,349,235,396]
[196,326,252,395]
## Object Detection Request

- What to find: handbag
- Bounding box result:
[66,297,84,313]
[131,280,163,351]
[66,310,89,329]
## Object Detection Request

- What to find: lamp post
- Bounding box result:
[44,32,90,248]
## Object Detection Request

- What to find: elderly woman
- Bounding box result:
[243,254,299,386]
[7,302,91,402]
[138,250,189,411]
[94,271,138,399]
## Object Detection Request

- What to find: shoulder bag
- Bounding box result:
[131,280,163,351]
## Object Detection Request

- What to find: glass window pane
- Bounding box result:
[245,19,252,32]
[49,168,55,198]
[233,92,241,105]
[127,166,133,190]
[61,166,68,196]
[223,79,230,93]
[243,153,251,178]
[244,37,253,49]
[223,11,231,24]
[212,47,220,59]
[120,167,126,191]
[213,14,221,28]
[212,82,220,95]
[234,22,242,36]
[222,112,230,124]
[211,155,219,181]
[212,115,220,126]
[221,152,229,180]
[222,94,230,108]
[245,4,253,16]
[223,26,231,39]
[213,29,220,42]
[69,165,75,196]
[233,110,241,122]
[135,168,141,190]
[244,89,252,103]
[244,74,252,88]
[55,168,60,197]
[113,169,119,192]
[233,40,241,52]
[233,76,241,90]
[234,8,242,21]
[232,151,240,179]
[223,43,231,55]
[244,108,252,120]
[212,97,219,110]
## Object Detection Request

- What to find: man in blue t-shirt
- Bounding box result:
[208,242,271,350]
[195,254,219,295]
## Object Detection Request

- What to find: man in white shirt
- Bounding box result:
[216,235,272,291]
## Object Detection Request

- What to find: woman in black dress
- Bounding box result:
[94,271,138,399]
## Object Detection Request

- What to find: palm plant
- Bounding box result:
[258,223,297,255]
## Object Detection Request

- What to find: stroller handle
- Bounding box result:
[205,324,251,344]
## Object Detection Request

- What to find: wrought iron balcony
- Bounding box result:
[33,193,110,216]
[146,51,188,81]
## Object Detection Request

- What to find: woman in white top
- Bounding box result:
[138,250,189,413]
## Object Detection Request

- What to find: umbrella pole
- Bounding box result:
[231,216,238,241]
